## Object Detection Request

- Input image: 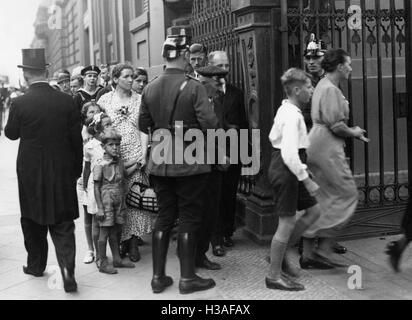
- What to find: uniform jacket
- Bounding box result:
[139,68,219,177]
[5,82,83,225]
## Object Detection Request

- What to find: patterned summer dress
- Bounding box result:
[98,91,155,241]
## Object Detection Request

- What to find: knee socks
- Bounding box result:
[268,237,288,280]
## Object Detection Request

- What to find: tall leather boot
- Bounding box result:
[178,233,216,295]
[151,231,174,293]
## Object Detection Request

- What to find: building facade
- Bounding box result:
[31,0,192,78]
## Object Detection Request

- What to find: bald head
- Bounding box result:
[208,51,230,72]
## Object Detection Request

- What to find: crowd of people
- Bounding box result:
[2,31,411,296]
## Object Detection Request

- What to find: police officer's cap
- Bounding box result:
[304,34,327,59]
[196,65,228,78]
[81,65,101,76]
[162,33,191,59]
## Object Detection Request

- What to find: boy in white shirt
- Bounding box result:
[266,68,322,291]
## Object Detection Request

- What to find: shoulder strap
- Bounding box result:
[168,79,189,127]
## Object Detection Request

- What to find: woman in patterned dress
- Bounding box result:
[98,64,155,262]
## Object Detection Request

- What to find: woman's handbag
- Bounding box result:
[126,170,158,213]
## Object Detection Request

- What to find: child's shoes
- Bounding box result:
[113,259,135,269]
[83,250,95,264]
[99,258,118,274]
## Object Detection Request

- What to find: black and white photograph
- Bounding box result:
[1,0,412,307]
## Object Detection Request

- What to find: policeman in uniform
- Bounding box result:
[139,34,220,295]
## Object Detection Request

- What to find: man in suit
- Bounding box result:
[195,65,230,271]
[139,34,220,295]
[5,48,83,293]
[208,50,249,256]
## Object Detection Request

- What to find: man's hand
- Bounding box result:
[303,177,320,197]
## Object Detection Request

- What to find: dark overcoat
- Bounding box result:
[5,82,83,225]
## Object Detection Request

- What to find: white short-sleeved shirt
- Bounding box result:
[269,99,309,181]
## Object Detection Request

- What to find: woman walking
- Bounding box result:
[301,49,369,267]
[98,64,155,262]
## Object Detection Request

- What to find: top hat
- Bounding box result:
[304,34,327,58]
[81,65,101,76]
[162,30,191,59]
[17,48,49,70]
[196,65,228,78]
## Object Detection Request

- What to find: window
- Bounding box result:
[137,40,146,60]
[134,0,144,18]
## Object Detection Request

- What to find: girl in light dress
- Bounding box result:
[82,111,113,266]
[77,101,104,264]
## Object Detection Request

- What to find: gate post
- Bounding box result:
[232,0,284,244]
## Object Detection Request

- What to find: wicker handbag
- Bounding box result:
[126,170,158,213]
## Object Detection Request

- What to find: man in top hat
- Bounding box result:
[139,33,220,295]
[5,48,83,293]
[194,65,231,271]
[189,43,208,79]
[73,65,103,113]
[207,50,249,255]
[57,70,72,95]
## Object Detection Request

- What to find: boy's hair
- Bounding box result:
[86,112,110,136]
[100,128,122,145]
[281,68,310,96]
[81,100,102,124]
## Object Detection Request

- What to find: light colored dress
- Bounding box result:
[98,91,155,241]
[84,138,105,214]
[304,77,358,238]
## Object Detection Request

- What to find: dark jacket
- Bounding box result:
[73,87,103,114]
[218,84,249,161]
[5,82,83,225]
[221,84,248,131]
[139,68,219,177]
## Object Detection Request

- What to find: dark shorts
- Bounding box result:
[268,149,317,217]
[99,187,126,227]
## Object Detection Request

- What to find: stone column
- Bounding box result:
[232,0,284,244]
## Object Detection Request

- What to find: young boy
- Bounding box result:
[94,129,137,274]
[266,68,322,291]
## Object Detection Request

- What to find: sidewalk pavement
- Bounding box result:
[1,135,412,300]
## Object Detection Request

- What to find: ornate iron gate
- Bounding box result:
[282,0,409,238]
[191,0,255,195]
